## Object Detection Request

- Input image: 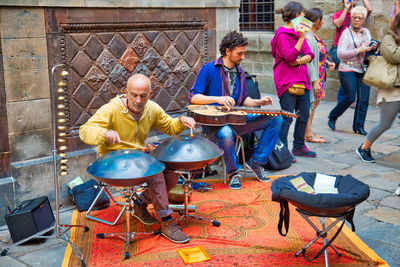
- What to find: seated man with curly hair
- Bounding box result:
[189,31,283,190]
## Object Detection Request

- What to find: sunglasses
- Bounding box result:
[351,16,365,20]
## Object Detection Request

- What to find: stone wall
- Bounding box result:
[0,0,240,225]
[241,0,392,102]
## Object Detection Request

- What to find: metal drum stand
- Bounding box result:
[86,150,166,260]
[85,182,127,225]
[172,170,220,227]
[95,185,160,260]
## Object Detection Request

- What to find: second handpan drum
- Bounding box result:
[152,135,223,171]
[87,149,165,187]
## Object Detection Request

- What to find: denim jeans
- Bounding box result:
[278,89,310,149]
[203,115,283,175]
[329,71,370,130]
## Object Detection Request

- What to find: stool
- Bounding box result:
[294,208,355,267]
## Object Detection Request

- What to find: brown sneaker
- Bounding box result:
[161,219,190,243]
[131,204,158,225]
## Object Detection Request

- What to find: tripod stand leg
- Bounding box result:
[0,225,55,256]
[175,172,221,227]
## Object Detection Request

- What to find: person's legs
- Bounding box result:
[139,172,189,243]
[364,101,400,148]
[233,114,283,182]
[329,72,357,122]
[204,125,237,175]
[293,89,310,149]
[306,99,325,142]
[353,73,371,132]
[279,90,297,148]
[234,114,282,165]
[140,172,173,219]
[291,90,316,157]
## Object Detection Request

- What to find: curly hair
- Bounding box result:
[219,31,248,56]
[276,2,304,23]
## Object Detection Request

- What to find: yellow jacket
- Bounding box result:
[79,95,185,156]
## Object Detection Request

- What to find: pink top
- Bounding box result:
[270,27,314,97]
[338,26,371,73]
[332,9,351,47]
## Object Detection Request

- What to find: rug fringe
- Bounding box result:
[61,209,78,267]
[340,220,389,267]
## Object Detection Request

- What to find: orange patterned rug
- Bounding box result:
[62,179,387,266]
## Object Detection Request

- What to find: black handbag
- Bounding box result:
[68,179,110,211]
[264,139,292,170]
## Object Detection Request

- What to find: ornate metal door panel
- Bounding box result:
[58,21,208,142]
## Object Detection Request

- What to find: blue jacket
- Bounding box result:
[189,57,249,106]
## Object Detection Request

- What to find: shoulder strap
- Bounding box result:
[348,27,358,49]
[278,199,290,236]
[345,208,356,231]
[348,27,365,68]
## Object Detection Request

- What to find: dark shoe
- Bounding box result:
[229,173,242,189]
[328,119,336,131]
[292,145,317,158]
[161,219,190,243]
[247,159,271,182]
[132,203,158,225]
[356,145,375,163]
[291,156,298,163]
[354,128,367,136]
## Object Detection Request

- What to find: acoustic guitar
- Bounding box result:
[188,105,298,126]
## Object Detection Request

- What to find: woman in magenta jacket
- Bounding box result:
[271,1,316,160]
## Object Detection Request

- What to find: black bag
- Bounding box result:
[245,73,261,99]
[328,46,340,69]
[68,179,110,212]
[264,139,292,170]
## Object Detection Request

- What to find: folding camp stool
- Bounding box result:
[295,207,355,267]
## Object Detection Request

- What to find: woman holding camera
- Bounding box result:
[357,13,400,162]
[328,6,377,135]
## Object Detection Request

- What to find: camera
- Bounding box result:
[369,40,378,47]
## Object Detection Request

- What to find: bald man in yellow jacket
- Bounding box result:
[80,74,195,244]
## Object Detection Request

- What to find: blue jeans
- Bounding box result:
[329,71,370,130]
[278,89,310,149]
[203,115,282,175]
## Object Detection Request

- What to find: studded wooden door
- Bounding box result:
[58,21,208,140]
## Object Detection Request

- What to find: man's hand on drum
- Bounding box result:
[257,96,273,106]
[104,129,121,144]
[217,96,236,110]
[179,116,196,129]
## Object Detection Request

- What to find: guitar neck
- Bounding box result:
[229,106,298,118]
[232,106,282,114]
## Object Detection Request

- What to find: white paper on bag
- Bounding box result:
[313,173,338,194]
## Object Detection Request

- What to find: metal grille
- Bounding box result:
[240,0,274,31]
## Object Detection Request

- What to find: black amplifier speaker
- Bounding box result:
[4,196,55,243]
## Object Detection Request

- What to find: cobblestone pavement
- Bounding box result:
[0,98,399,266]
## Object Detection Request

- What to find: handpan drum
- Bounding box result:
[87,149,165,187]
[152,135,223,171]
